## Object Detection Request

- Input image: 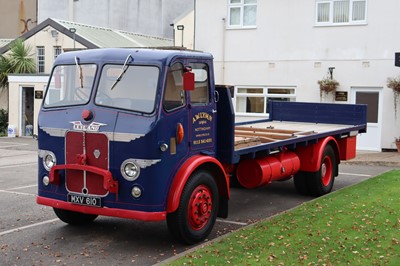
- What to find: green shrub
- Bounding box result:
[0,109,8,136]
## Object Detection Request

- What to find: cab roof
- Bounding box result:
[54,48,213,66]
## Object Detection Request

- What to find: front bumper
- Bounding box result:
[37,196,166,221]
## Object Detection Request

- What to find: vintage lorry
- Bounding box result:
[37,48,367,244]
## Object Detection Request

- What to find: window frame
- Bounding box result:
[188,62,211,106]
[37,46,45,73]
[54,46,62,60]
[163,62,186,113]
[315,0,367,26]
[227,0,257,29]
[233,85,297,117]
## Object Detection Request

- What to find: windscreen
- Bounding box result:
[43,64,97,108]
[95,64,159,113]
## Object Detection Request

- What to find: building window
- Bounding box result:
[316,0,367,25]
[54,46,62,60]
[228,0,257,28]
[37,46,45,73]
[234,86,296,115]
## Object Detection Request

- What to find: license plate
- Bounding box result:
[67,194,101,207]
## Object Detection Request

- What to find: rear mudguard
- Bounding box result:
[295,136,340,174]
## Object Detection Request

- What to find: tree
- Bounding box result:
[0,55,11,88]
[0,38,36,89]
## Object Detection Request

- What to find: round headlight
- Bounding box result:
[121,160,140,181]
[43,152,56,171]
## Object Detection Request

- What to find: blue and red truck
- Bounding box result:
[37,48,367,244]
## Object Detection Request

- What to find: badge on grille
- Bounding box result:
[93,149,101,159]
[70,121,106,132]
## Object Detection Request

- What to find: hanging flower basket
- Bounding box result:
[318,78,339,98]
[387,76,400,116]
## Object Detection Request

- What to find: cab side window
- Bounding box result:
[189,63,209,104]
[163,63,185,111]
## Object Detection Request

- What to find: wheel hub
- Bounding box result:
[188,185,212,230]
[321,156,332,186]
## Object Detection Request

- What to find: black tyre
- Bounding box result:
[53,208,98,225]
[308,144,336,196]
[293,171,310,195]
[167,170,219,244]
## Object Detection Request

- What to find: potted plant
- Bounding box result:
[318,77,339,100]
[395,137,400,153]
[387,76,400,116]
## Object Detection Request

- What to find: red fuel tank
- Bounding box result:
[236,151,301,189]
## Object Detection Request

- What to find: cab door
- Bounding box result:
[187,61,216,153]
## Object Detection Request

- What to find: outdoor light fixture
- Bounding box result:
[51,30,58,38]
[69,28,77,49]
[177,25,185,47]
[328,67,335,79]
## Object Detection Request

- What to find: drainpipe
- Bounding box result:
[193,0,196,50]
[221,18,226,85]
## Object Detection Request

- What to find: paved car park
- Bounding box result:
[0,137,397,265]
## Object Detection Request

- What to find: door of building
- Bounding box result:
[351,88,382,151]
[20,86,34,136]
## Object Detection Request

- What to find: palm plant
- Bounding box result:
[0,55,11,88]
[8,38,36,74]
[0,38,36,90]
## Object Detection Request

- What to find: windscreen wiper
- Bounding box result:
[75,56,83,88]
[110,54,133,90]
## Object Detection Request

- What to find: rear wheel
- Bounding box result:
[167,170,219,244]
[53,208,98,225]
[293,171,310,195]
[308,144,336,196]
[294,144,336,196]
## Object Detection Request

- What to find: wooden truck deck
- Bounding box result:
[234,121,353,150]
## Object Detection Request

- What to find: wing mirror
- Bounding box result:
[183,67,194,91]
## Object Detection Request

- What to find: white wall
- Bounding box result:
[173,10,194,49]
[8,75,49,137]
[195,0,400,150]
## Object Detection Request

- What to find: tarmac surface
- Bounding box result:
[1,136,399,265]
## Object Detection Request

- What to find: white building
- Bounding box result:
[38,0,193,39]
[194,0,400,151]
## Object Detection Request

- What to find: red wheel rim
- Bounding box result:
[321,155,333,186]
[187,185,213,231]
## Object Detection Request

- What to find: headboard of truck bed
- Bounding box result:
[269,101,367,129]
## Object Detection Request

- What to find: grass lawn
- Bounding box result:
[168,170,400,265]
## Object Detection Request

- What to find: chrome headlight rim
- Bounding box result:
[121,159,140,181]
[42,151,56,171]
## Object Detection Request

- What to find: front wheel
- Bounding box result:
[167,170,219,244]
[53,208,98,225]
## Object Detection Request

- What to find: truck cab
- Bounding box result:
[37,48,228,244]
